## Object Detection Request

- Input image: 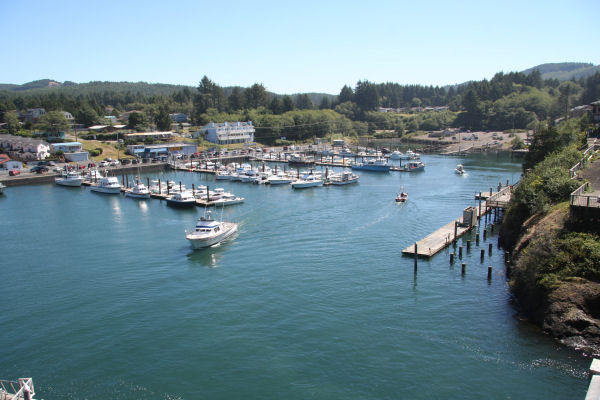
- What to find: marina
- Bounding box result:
[0,153,589,399]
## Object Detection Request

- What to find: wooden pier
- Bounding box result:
[402,185,512,258]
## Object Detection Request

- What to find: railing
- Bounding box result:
[570,141,598,178]
[570,182,600,208]
[0,378,34,400]
[486,185,513,208]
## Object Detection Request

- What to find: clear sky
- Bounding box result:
[1,0,598,95]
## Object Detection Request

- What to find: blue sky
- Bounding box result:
[1,0,598,94]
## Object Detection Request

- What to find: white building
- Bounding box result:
[51,142,89,162]
[196,121,255,145]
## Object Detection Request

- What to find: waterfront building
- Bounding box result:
[22,108,46,123]
[197,121,255,145]
[0,134,50,160]
[126,142,197,159]
[51,142,89,162]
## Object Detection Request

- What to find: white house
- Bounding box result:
[196,121,255,144]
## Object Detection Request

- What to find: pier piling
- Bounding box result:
[462,263,466,275]
[466,240,471,251]
[476,233,480,246]
[480,249,485,262]
[488,243,493,256]
[414,243,418,270]
[488,266,493,281]
[450,252,455,264]
[483,229,487,241]
[458,246,463,259]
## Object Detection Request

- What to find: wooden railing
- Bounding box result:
[570,141,598,178]
[570,182,600,208]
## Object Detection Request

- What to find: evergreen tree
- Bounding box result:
[155,104,172,131]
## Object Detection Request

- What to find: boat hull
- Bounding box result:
[291,181,323,188]
[125,191,151,199]
[330,178,359,185]
[351,165,390,172]
[55,178,83,187]
[166,199,196,207]
[90,186,121,194]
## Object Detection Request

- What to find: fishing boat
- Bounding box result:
[185,210,238,249]
[403,160,425,172]
[125,177,151,199]
[291,173,324,189]
[55,170,84,187]
[328,169,359,185]
[395,188,408,203]
[166,190,197,207]
[351,158,390,172]
[455,164,466,175]
[90,176,121,194]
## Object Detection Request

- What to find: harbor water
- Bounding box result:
[0,153,590,399]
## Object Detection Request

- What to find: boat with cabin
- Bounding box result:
[396,187,408,203]
[185,210,238,249]
[403,160,425,172]
[166,190,197,207]
[389,150,403,160]
[351,158,390,172]
[328,169,360,185]
[291,173,324,189]
[55,170,84,187]
[90,176,121,194]
[288,153,315,166]
[125,177,151,199]
[455,164,466,175]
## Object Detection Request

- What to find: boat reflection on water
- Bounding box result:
[186,234,238,268]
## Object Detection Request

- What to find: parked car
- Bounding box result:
[30,166,49,173]
[131,158,140,164]
[78,164,86,169]
[99,161,109,167]
[9,169,20,176]
[120,159,131,165]
[109,160,120,166]
[142,158,149,164]
[88,162,96,168]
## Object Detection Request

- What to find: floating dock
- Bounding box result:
[402,186,512,258]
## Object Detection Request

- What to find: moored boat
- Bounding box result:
[185,210,238,249]
[90,176,121,194]
[328,169,359,185]
[166,190,197,207]
[125,177,151,199]
[389,150,403,160]
[291,173,324,189]
[55,170,84,187]
[351,158,390,172]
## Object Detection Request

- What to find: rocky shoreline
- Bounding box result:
[507,208,600,356]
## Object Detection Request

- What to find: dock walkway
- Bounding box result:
[402,185,512,258]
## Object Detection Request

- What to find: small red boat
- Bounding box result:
[395,191,408,203]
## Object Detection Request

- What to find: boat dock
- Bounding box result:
[402,185,513,258]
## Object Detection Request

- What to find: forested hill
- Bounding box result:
[522,63,600,81]
[0,80,191,96]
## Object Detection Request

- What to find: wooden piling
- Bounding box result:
[454,221,458,243]
[462,263,466,275]
[458,246,463,259]
[414,243,418,270]
[480,249,485,261]
[483,229,487,241]
[450,252,454,264]
[466,240,471,251]
[476,233,480,246]
[488,266,493,280]
[488,243,493,255]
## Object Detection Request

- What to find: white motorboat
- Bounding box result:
[166,190,197,207]
[0,182,5,194]
[291,173,324,189]
[395,190,408,203]
[455,164,466,175]
[210,192,245,206]
[403,160,425,172]
[215,168,232,180]
[55,170,83,187]
[328,169,359,185]
[389,150,403,160]
[401,150,421,160]
[351,157,390,172]
[83,169,105,182]
[267,171,293,185]
[186,211,238,249]
[90,176,122,194]
[125,177,151,199]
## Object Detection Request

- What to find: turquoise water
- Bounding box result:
[0,154,589,399]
